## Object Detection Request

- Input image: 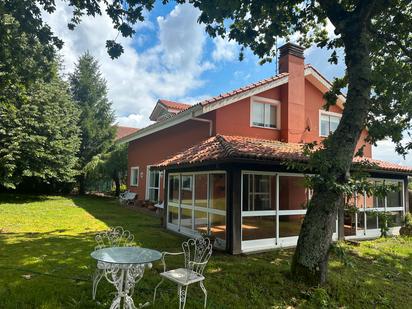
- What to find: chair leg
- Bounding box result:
[200,281,207,308]
[178,285,188,309]
[153,278,164,304]
[92,268,104,300]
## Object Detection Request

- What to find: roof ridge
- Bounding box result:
[215,135,237,158]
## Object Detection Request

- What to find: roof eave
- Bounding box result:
[118,104,203,144]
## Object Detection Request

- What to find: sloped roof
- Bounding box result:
[199,72,289,108]
[156,135,412,174]
[159,99,191,111]
[115,125,139,141]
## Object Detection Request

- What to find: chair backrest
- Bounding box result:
[182,237,213,276]
[95,226,135,250]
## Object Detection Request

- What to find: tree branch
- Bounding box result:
[316,0,348,33]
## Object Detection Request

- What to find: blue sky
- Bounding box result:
[43,1,411,166]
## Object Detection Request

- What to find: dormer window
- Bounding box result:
[320,111,341,137]
[250,97,280,129]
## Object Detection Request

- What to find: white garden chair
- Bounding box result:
[119,190,137,206]
[153,237,213,309]
[92,226,135,300]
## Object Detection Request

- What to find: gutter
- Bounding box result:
[190,117,213,136]
[118,104,203,144]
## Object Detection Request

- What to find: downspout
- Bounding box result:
[190,115,213,136]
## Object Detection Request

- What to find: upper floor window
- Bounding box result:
[320,111,341,137]
[251,97,280,129]
[130,167,139,186]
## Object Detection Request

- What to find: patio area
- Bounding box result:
[0,194,412,308]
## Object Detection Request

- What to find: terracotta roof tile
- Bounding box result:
[156,135,412,174]
[115,125,139,141]
[158,99,191,111]
[197,73,289,107]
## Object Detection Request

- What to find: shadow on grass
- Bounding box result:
[0,193,50,204]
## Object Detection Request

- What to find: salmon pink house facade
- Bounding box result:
[120,43,412,254]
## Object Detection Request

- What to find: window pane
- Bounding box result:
[195,174,208,208]
[252,102,265,127]
[131,168,138,186]
[149,170,159,187]
[243,174,276,211]
[210,213,226,240]
[168,206,179,225]
[210,174,226,211]
[366,212,378,229]
[344,211,356,236]
[169,175,179,203]
[181,175,193,205]
[389,211,402,226]
[180,208,193,229]
[279,215,304,237]
[329,115,340,133]
[148,188,159,203]
[194,211,208,235]
[365,194,374,208]
[242,216,276,241]
[387,181,402,208]
[320,114,330,136]
[279,176,308,210]
[357,212,365,232]
[268,104,277,128]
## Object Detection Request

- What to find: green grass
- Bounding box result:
[0,194,411,308]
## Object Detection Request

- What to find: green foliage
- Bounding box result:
[85,143,128,194]
[373,211,394,238]
[330,241,354,268]
[0,10,80,190]
[69,52,115,192]
[404,212,412,228]
[0,76,81,189]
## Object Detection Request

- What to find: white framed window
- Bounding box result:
[167,171,227,248]
[146,166,160,202]
[182,175,193,191]
[319,110,341,137]
[130,167,139,187]
[250,96,280,129]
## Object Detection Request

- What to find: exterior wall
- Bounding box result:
[127,119,210,200]
[209,77,372,157]
[213,88,281,140]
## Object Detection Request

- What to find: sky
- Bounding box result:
[43,1,411,167]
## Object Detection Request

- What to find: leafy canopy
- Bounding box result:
[69,52,116,173]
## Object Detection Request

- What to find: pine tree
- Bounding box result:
[69,52,116,194]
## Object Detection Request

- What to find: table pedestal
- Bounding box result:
[103,263,149,309]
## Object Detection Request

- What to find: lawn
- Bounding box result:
[0,194,411,308]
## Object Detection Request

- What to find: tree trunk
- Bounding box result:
[78,174,86,195]
[338,196,345,240]
[113,173,120,197]
[291,20,372,284]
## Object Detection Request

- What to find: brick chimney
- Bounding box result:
[278,43,306,143]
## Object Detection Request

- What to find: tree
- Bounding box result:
[69,52,116,194]
[0,74,81,190]
[3,0,412,284]
[0,11,80,190]
[85,143,128,196]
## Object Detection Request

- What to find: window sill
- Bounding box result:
[250,125,280,131]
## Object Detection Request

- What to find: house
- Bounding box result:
[119,43,412,254]
[115,125,139,141]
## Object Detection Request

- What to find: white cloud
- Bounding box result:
[212,36,238,62]
[374,139,412,166]
[43,2,211,128]
[116,114,144,128]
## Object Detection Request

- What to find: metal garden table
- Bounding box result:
[91,247,162,309]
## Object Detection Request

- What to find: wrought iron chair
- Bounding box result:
[92,226,135,300]
[153,237,213,309]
